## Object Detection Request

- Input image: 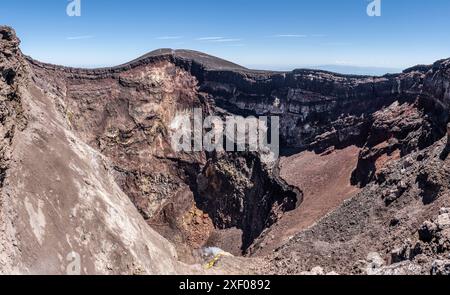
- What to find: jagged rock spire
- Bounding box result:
[0,26,20,56]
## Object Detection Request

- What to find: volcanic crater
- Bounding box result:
[1,25,450,274]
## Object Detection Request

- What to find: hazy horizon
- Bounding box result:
[36,58,404,76]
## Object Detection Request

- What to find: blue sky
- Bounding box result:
[1,0,450,73]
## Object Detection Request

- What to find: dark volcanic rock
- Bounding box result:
[196,152,300,252]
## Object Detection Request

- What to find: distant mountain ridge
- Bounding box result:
[25,46,445,78]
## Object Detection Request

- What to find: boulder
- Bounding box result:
[436,213,450,231]
[431,260,450,275]
[419,220,438,242]
[366,252,385,275]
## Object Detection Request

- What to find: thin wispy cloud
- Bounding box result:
[196,37,224,41]
[66,35,94,40]
[273,34,307,38]
[211,38,242,42]
[156,36,183,40]
[196,37,242,43]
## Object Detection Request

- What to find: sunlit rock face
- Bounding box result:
[0,26,201,275]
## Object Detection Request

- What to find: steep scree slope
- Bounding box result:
[0,26,212,275]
